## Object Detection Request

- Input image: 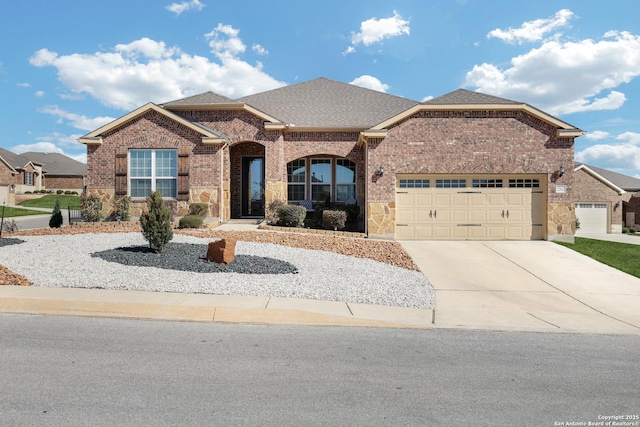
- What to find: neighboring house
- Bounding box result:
[0,152,18,205]
[573,162,640,233]
[20,152,87,192]
[0,147,44,197]
[79,77,583,241]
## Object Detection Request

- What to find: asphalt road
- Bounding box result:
[1,315,638,426]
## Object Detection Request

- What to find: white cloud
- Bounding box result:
[35,90,45,97]
[576,132,640,170]
[421,95,434,102]
[466,29,640,115]
[11,142,65,155]
[584,130,611,141]
[344,10,410,55]
[39,105,114,131]
[30,25,286,110]
[487,9,574,44]
[252,44,268,56]
[350,75,389,92]
[166,0,204,15]
[17,82,30,88]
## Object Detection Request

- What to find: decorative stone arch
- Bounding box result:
[228,140,266,219]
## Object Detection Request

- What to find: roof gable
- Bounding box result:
[237,77,419,129]
[78,103,229,145]
[574,162,640,193]
[161,91,239,106]
[373,88,584,138]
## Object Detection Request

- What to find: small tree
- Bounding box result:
[81,193,103,222]
[49,198,63,228]
[140,191,173,253]
[114,196,131,221]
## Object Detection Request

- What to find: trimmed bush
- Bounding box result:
[266,200,286,225]
[80,193,103,222]
[114,196,131,221]
[49,198,64,228]
[140,191,173,253]
[188,202,209,217]
[322,210,347,230]
[56,189,64,194]
[25,191,32,194]
[629,227,637,234]
[71,191,78,195]
[179,215,204,229]
[64,190,72,195]
[623,227,630,234]
[276,205,306,227]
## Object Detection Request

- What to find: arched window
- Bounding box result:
[287,157,356,203]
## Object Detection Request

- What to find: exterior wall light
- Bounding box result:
[378,165,384,176]
[559,165,565,177]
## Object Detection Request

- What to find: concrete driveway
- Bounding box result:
[400,240,640,335]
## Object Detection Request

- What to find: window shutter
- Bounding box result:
[178,150,189,201]
[115,152,127,196]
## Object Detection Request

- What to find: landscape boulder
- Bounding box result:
[206,238,237,264]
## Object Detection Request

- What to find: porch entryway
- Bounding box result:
[230,142,265,219]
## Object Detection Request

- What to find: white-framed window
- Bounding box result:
[287,159,306,201]
[336,159,356,202]
[311,158,331,201]
[129,149,177,198]
[399,179,430,188]
[436,179,466,188]
[24,171,33,186]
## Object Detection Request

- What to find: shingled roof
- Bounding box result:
[236,78,419,129]
[0,147,28,170]
[424,88,520,105]
[20,152,86,176]
[161,91,240,106]
[575,162,640,192]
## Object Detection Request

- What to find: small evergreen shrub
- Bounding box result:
[188,202,209,217]
[629,226,637,234]
[25,191,32,194]
[64,190,72,195]
[266,200,286,225]
[49,198,63,228]
[71,191,78,195]
[114,196,131,221]
[80,193,103,222]
[276,205,306,227]
[178,215,204,229]
[140,191,173,253]
[56,189,64,194]
[623,227,630,234]
[322,210,347,230]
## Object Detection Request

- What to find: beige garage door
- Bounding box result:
[575,203,607,234]
[395,175,545,240]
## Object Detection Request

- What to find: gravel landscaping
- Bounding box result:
[0,225,435,309]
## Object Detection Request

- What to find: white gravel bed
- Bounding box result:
[0,233,435,309]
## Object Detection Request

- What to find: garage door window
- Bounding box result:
[473,179,503,188]
[509,178,540,188]
[436,179,466,188]
[399,179,429,188]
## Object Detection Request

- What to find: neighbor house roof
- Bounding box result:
[236,77,419,129]
[0,147,40,172]
[575,162,640,193]
[20,152,87,176]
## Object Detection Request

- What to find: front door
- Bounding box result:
[242,157,265,217]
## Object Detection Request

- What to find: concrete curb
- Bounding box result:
[0,286,435,329]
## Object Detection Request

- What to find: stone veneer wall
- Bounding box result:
[366,110,576,239]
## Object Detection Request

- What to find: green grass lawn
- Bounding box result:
[0,206,50,217]
[556,237,640,279]
[19,194,81,209]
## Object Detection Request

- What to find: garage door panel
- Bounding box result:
[395,175,546,241]
[575,204,607,234]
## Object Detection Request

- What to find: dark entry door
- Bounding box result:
[242,157,265,217]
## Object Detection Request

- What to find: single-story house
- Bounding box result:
[573,162,640,233]
[19,152,87,192]
[80,77,583,241]
[0,147,44,204]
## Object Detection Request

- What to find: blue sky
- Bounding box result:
[2,0,640,176]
